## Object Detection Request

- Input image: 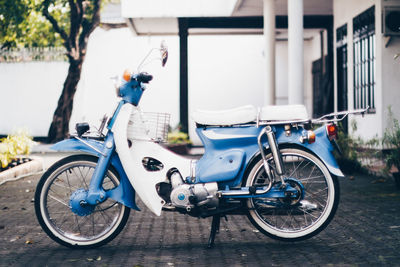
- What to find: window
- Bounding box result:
[353,6,376,112]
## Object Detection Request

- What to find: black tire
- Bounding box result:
[35,154,130,248]
[244,148,340,241]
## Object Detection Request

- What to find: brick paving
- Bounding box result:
[0,172,400,266]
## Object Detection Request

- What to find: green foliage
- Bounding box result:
[382,106,400,172]
[0,0,64,48]
[167,131,191,145]
[333,119,382,174]
[0,131,35,168]
[0,0,109,49]
[334,121,363,174]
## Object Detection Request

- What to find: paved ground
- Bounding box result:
[0,165,400,266]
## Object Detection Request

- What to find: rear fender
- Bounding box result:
[51,139,139,210]
[299,127,344,177]
[245,126,344,179]
[273,126,344,177]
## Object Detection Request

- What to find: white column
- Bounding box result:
[288,0,304,104]
[263,0,276,105]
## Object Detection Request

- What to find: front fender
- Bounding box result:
[51,138,139,210]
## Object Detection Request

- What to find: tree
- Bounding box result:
[0,0,62,48]
[0,0,103,142]
[42,0,102,142]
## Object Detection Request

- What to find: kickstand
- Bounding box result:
[207,214,221,248]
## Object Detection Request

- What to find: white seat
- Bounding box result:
[260,105,309,121]
[192,105,257,126]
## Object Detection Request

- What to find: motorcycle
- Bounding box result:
[35,43,367,248]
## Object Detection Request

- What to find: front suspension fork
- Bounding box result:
[257,126,286,187]
[81,133,115,205]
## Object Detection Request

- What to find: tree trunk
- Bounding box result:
[47,59,83,142]
[42,0,101,143]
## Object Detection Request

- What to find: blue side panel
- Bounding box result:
[196,149,245,183]
[195,126,262,187]
[51,139,139,210]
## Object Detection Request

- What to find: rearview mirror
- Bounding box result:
[160,41,168,67]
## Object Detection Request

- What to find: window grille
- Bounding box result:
[353,6,376,113]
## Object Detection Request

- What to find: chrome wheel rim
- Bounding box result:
[247,150,334,237]
[40,160,126,245]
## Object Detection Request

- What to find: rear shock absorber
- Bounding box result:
[257,126,286,187]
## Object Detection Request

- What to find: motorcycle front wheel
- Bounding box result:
[35,154,130,248]
[244,148,339,241]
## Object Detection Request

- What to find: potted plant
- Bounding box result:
[382,107,400,189]
[165,127,192,155]
[0,131,34,170]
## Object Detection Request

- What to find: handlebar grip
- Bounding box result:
[137,72,153,84]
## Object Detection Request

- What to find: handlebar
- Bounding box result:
[136,72,153,84]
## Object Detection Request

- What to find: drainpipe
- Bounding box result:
[288,0,304,104]
[263,0,276,105]
[178,18,189,134]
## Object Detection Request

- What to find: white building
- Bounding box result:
[0,0,399,145]
[121,0,400,144]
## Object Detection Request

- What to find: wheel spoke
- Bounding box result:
[97,205,114,224]
[299,175,325,181]
[65,171,74,194]
[53,180,77,191]
[48,194,70,208]
[302,208,319,219]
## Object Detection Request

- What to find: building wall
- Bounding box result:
[0,28,181,138]
[1,27,324,145]
[188,33,322,145]
[70,28,181,136]
[0,62,67,136]
[334,0,400,140]
[381,29,400,130]
[305,31,327,114]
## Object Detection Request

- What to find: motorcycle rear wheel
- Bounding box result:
[35,154,130,248]
[244,148,339,241]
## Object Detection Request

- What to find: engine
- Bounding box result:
[169,172,219,211]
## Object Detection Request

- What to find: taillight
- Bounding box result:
[326,123,338,140]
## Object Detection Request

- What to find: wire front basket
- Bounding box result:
[127,111,170,142]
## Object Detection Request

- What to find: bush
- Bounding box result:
[335,135,362,174]
[334,120,382,174]
[382,107,400,173]
[332,120,364,174]
[167,131,191,144]
[0,131,35,169]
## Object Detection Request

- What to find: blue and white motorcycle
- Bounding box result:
[35,44,367,248]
